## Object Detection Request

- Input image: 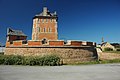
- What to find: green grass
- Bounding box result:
[103,51,120,54]
[68,59,120,65]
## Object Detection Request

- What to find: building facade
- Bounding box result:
[32,7,58,44]
[101,42,116,51]
[6,28,27,42]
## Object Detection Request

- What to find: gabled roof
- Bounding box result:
[7,28,27,37]
[101,42,112,47]
[101,42,107,46]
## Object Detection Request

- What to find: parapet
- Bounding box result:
[6,40,96,48]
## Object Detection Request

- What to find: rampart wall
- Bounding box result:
[5,40,97,64]
[6,40,96,47]
[5,46,98,64]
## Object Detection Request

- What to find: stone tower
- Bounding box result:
[32,7,58,43]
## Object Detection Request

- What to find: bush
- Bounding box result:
[0,55,61,66]
[4,55,22,65]
[0,55,5,65]
[42,55,60,66]
[104,48,113,51]
[116,48,120,51]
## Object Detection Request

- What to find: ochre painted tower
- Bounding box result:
[32,7,58,43]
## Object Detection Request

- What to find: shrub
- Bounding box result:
[0,55,5,64]
[42,55,60,66]
[4,55,22,65]
[0,52,4,55]
[104,47,113,51]
[0,55,61,66]
[116,48,120,51]
[22,56,31,65]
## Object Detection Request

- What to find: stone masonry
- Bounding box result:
[5,46,98,64]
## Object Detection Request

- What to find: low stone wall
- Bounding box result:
[5,46,98,64]
[98,52,120,60]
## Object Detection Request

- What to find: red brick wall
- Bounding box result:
[32,18,58,40]
[49,41,64,46]
[28,41,42,46]
[13,41,22,46]
[71,41,82,46]
[9,36,27,41]
[9,36,17,41]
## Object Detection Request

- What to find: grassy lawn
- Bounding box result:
[69,59,120,65]
[103,51,120,54]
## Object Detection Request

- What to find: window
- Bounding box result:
[42,19,44,23]
[46,19,48,23]
[48,28,51,32]
[43,28,46,32]
[37,27,40,32]
[38,19,40,23]
[50,19,52,22]
[39,27,40,32]
[17,36,20,40]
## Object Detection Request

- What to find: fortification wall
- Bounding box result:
[5,46,98,64]
[6,40,96,47]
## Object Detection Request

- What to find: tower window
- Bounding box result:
[38,19,40,23]
[48,28,52,32]
[46,19,48,22]
[38,27,40,32]
[50,19,52,22]
[43,28,46,32]
[42,19,44,23]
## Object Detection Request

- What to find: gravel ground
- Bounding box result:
[0,64,120,80]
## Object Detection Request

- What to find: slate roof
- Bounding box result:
[7,28,27,37]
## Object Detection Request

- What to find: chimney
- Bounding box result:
[43,7,47,16]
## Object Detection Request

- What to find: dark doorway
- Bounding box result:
[42,38,47,44]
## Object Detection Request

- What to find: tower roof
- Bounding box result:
[33,7,57,19]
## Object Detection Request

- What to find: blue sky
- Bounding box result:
[0,0,120,45]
